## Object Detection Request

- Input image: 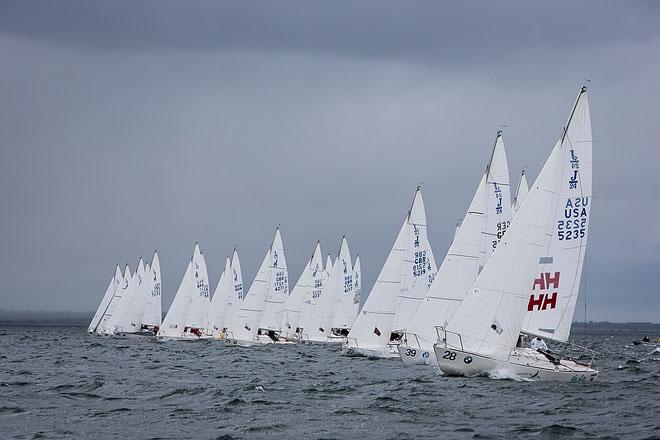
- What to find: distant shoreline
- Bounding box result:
[0,312,659,336]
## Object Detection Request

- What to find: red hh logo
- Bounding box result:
[528,272,560,311]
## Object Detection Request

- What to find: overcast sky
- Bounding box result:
[1,1,658,322]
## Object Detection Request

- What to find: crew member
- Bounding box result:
[531,336,548,351]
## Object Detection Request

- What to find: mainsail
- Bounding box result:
[444,87,592,359]
[404,132,512,350]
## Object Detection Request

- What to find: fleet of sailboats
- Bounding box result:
[89,86,597,381]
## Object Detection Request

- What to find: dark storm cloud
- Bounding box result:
[0,1,658,322]
[0,1,658,62]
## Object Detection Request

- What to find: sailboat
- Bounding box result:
[208,248,244,339]
[96,264,131,335]
[281,241,324,341]
[304,237,354,343]
[224,226,289,345]
[434,87,597,381]
[157,243,211,340]
[112,258,148,337]
[344,187,434,358]
[399,131,512,365]
[88,265,122,334]
[297,252,331,341]
[512,170,529,212]
[140,251,162,335]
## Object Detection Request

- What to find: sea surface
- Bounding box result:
[0,326,658,439]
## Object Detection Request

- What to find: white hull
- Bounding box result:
[156,334,212,342]
[397,344,436,365]
[433,346,598,382]
[342,343,401,359]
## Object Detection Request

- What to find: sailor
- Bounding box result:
[531,336,548,351]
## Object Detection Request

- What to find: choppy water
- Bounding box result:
[0,326,658,439]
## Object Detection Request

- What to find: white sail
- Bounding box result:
[259,227,289,332]
[305,251,340,341]
[325,254,333,271]
[142,251,162,328]
[99,264,131,334]
[444,88,592,359]
[352,256,361,309]
[392,189,438,333]
[227,248,244,326]
[513,170,529,212]
[186,243,211,332]
[331,237,356,331]
[403,133,512,351]
[158,260,192,338]
[88,265,121,333]
[225,247,271,342]
[282,241,323,338]
[346,194,414,354]
[298,251,328,337]
[208,256,232,336]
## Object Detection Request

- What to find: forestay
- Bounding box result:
[444,88,592,359]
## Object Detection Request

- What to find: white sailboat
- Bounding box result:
[330,237,358,340]
[208,248,244,339]
[297,252,330,341]
[303,237,354,343]
[97,264,131,335]
[390,191,438,343]
[224,227,288,345]
[281,241,324,340]
[344,187,432,358]
[88,265,122,334]
[435,87,597,381]
[399,131,512,365]
[140,251,162,335]
[112,258,148,337]
[512,170,529,212]
[157,243,211,340]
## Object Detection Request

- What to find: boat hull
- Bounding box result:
[342,344,400,359]
[433,346,598,382]
[397,344,436,365]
